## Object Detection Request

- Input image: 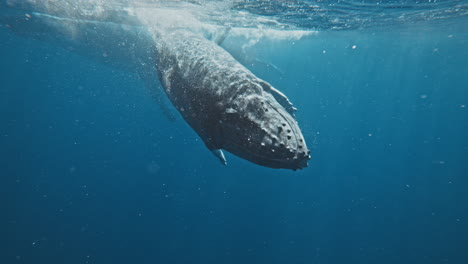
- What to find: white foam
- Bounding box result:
[6,0,318,46]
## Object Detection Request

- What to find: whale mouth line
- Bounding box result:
[223,139,307,170]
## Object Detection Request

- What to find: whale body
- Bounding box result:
[1,1,311,170]
[154,29,310,169]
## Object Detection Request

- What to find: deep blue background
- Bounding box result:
[1,18,468,264]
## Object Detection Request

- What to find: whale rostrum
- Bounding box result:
[154,29,310,170]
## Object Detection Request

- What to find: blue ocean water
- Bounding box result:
[1,1,468,264]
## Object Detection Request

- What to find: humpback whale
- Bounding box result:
[154,29,310,169]
[1,0,311,170]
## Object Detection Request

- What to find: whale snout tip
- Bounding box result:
[271,142,311,171]
[261,122,311,171]
[292,150,311,171]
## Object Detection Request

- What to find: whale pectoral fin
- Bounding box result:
[137,69,177,122]
[259,81,297,117]
[211,149,228,166]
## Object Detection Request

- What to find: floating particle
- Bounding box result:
[351,45,357,49]
[147,162,160,174]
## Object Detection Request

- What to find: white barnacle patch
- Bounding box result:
[225,108,237,114]
[263,137,272,146]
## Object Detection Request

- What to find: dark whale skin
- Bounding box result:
[155,29,310,170]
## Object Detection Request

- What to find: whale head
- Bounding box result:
[218,90,310,170]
